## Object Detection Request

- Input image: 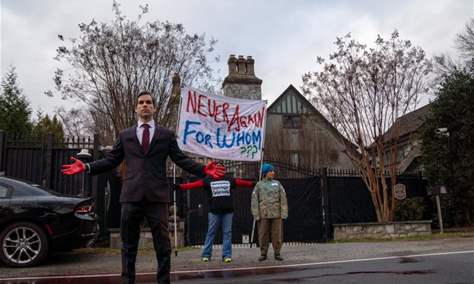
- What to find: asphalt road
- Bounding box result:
[0,251,472,284]
[0,237,473,283]
[171,251,474,284]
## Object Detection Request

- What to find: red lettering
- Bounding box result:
[187,91,266,132]
[186,90,197,113]
[247,114,255,126]
[208,99,216,117]
[197,94,207,117]
[228,104,241,132]
[214,105,222,123]
[222,103,230,123]
[254,107,265,127]
[239,116,247,128]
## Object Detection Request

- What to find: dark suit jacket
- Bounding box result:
[89,125,205,203]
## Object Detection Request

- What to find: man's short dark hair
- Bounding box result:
[136,91,156,106]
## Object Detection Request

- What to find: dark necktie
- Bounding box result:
[141,124,150,153]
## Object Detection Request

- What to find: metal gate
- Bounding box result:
[184,176,324,246]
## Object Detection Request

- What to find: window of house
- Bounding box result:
[397,144,412,161]
[290,152,299,168]
[282,115,302,129]
[384,151,391,164]
[288,131,299,150]
[398,147,405,161]
[405,144,412,155]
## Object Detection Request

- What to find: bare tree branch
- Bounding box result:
[302,31,432,222]
[50,2,219,143]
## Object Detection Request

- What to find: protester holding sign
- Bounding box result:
[174,86,270,262]
[176,167,254,263]
[251,163,288,261]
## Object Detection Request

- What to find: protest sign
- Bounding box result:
[177,87,267,161]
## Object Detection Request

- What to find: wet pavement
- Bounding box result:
[0,237,473,283]
[1,251,473,284]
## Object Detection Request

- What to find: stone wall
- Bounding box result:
[333,221,432,240]
[223,84,262,100]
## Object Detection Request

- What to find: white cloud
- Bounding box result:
[1,0,472,115]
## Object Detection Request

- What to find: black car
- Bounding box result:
[0,176,97,267]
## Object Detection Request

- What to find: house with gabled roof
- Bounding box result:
[375,104,431,174]
[219,55,355,176]
[263,84,355,171]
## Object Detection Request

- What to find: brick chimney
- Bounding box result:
[222,55,262,100]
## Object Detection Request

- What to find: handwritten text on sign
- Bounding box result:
[177,87,267,161]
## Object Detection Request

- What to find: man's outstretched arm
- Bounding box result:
[62,135,124,175]
[177,179,205,190]
[235,179,255,188]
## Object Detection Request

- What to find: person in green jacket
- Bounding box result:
[251,163,288,261]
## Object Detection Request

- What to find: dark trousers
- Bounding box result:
[258,218,283,256]
[121,201,171,284]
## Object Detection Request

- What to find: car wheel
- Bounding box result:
[0,222,49,267]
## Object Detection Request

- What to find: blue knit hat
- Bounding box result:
[262,163,274,177]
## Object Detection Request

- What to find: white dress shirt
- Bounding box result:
[85,120,156,172]
[136,119,155,146]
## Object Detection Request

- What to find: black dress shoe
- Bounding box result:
[274,255,284,261]
[258,255,267,261]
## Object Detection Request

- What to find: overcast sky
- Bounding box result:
[1,0,472,115]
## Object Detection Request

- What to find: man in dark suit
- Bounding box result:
[62,91,225,284]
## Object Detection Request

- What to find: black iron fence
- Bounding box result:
[0,131,428,246]
[0,131,100,196]
[183,165,427,245]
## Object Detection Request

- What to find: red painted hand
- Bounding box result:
[203,161,226,179]
[61,157,86,175]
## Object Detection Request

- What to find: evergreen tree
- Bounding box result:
[0,67,32,137]
[421,66,474,226]
[32,111,65,141]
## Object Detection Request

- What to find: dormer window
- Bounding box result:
[282,115,302,129]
